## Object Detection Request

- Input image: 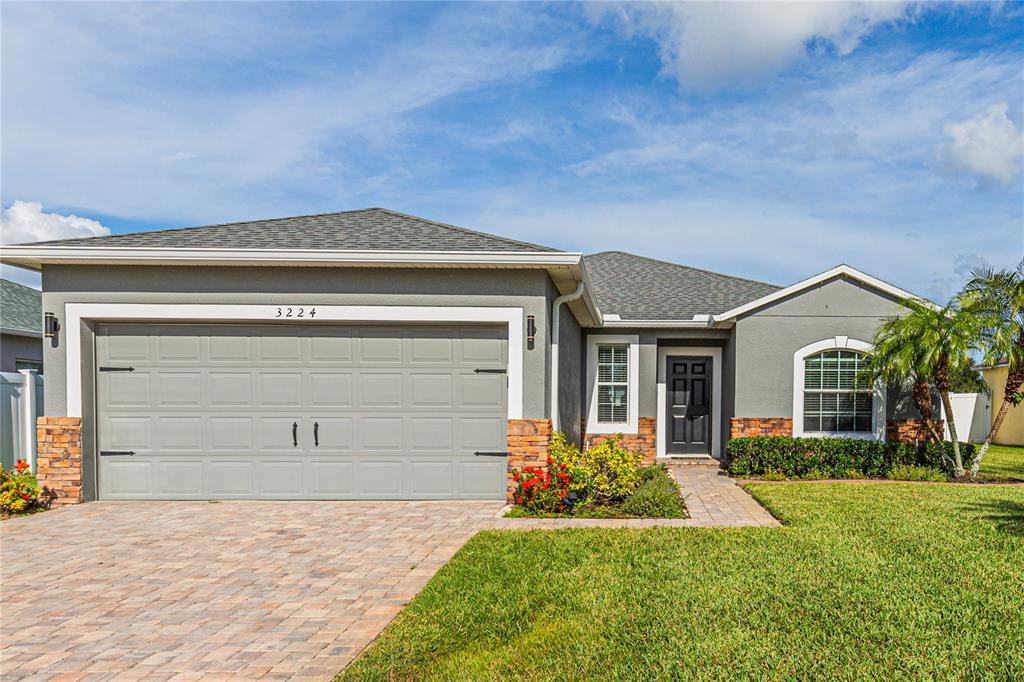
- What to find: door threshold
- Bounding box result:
[657,454,718,463]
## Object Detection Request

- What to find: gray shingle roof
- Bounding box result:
[584,252,780,320]
[27,208,561,252]
[0,279,41,333]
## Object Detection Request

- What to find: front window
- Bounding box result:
[803,350,872,432]
[596,344,629,423]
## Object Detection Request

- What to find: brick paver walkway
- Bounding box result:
[0,501,502,680]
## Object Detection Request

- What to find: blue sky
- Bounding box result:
[2,2,1022,300]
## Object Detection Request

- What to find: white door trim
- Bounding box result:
[64,303,524,419]
[656,347,723,459]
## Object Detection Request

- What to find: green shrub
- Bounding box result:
[622,468,685,518]
[1,458,41,515]
[886,465,948,482]
[575,435,643,503]
[726,436,977,479]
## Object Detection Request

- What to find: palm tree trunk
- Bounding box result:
[935,358,964,477]
[971,370,1024,477]
[911,376,943,443]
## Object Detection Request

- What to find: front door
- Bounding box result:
[666,356,712,455]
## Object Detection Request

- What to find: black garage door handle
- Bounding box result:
[314,421,319,447]
[100,450,135,456]
[473,451,508,457]
[292,422,298,447]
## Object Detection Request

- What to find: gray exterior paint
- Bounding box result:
[41,265,554,419]
[1,332,43,373]
[556,302,583,446]
[733,275,910,418]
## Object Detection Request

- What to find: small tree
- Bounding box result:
[959,259,1024,477]
[868,298,982,477]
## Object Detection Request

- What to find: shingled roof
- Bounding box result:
[0,279,41,334]
[26,208,561,253]
[584,251,780,321]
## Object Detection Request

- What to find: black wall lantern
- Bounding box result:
[526,314,536,350]
[44,312,60,345]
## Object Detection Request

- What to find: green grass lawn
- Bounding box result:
[340,483,1024,681]
[978,444,1024,480]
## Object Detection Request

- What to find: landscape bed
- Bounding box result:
[339,482,1024,681]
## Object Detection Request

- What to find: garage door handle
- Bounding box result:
[313,421,319,447]
[292,422,298,448]
[100,450,135,456]
[474,368,507,374]
[99,366,135,372]
[473,451,508,457]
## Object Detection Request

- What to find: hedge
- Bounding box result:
[726,436,978,479]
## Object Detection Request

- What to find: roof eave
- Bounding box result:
[0,246,583,270]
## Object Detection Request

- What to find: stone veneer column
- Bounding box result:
[583,417,657,465]
[507,419,552,502]
[36,417,83,507]
[729,417,793,439]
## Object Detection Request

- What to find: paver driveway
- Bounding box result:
[1,501,503,680]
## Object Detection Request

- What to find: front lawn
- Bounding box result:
[340,483,1024,681]
[978,444,1024,481]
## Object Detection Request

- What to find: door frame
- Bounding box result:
[656,346,722,459]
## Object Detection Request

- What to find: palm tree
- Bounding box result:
[861,318,942,444]
[868,298,983,477]
[959,259,1024,477]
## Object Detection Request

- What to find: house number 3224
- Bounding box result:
[275,307,317,318]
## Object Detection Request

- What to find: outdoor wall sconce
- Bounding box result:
[526,314,536,350]
[44,312,60,344]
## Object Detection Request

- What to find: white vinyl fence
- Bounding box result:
[941,392,990,443]
[0,371,43,472]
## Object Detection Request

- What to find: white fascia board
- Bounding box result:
[713,264,930,321]
[0,246,583,270]
[600,318,715,328]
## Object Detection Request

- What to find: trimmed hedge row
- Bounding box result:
[726,436,978,479]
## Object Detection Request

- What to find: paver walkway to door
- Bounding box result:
[1,501,503,680]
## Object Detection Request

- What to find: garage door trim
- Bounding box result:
[64,303,525,418]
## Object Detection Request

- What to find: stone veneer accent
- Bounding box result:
[729,417,793,439]
[886,418,944,444]
[507,419,552,502]
[36,417,83,507]
[583,417,657,466]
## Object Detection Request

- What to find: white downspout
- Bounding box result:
[550,281,585,434]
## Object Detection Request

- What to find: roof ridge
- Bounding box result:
[371,208,560,252]
[587,251,781,289]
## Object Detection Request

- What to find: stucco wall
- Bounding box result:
[983,366,1024,446]
[556,302,583,445]
[733,275,913,419]
[0,332,43,373]
[41,265,556,423]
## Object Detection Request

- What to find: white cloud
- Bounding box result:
[591,2,909,91]
[1,200,110,245]
[938,102,1024,186]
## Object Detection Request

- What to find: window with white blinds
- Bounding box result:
[803,350,873,433]
[596,344,629,423]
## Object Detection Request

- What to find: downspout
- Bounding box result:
[550,281,586,434]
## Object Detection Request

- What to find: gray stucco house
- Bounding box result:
[1,208,927,504]
[0,279,43,374]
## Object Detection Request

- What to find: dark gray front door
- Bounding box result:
[666,356,712,455]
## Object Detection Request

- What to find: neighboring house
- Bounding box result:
[980,360,1023,446]
[1,208,928,504]
[0,279,43,373]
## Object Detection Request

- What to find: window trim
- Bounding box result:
[792,336,885,440]
[586,334,639,434]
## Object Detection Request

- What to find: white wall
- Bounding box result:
[0,371,43,470]
[942,393,990,443]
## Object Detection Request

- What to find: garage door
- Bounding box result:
[96,323,508,500]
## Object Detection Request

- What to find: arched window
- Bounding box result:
[802,350,873,433]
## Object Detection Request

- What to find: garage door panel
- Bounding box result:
[98,323,508,500]
[209,373,254,407]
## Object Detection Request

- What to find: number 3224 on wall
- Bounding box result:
[274,307,317,318]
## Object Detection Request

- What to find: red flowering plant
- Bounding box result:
[1,458,41,515]
[511,432,588,514]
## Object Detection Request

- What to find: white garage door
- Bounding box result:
[96,323,508,500]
